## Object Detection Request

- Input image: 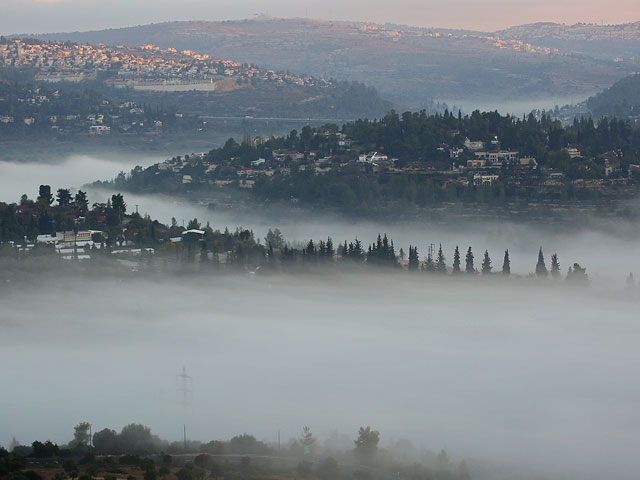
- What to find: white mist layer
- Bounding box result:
[0,275,639,480]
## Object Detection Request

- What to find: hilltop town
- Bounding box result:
[41,18,630,108]
[0,38,331,90]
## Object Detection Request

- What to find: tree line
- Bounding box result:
[2,422,471,480]
[0,189,592,284]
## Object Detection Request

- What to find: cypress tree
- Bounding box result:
[424,251,435,272]
[502,249,511,276]
[536,247,548,277]
[382,234,390,259]
[436,244,447,274]
[408,246,419,272]
[465,247,475,274]
[550,253,560,279]
[452,246,461,274]
[389,239,397,264]
[481,250,492,275]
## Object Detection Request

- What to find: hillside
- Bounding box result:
[38,18,634,110]
[586,74,640,119]
[0,37,393,121]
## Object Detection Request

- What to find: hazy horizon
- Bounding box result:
[2,0,639,37]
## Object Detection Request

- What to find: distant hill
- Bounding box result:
[586,74,640,119]
[497,22,640,63]
[38,18,635,110]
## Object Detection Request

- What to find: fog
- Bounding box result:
[1,275,639,480]
[451,94,594,119]
[0,154,162,204]
[2,154,640,480]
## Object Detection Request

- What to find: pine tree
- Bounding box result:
[37,185,53,206]
[351,238,364,262]
[326,237,335,258]
[436,244,447,274]
[306,239,316,263]
[536,247,548,277]
[502,249,511,276]
[318,240,327,257]
[452,246,461,274]
[550,253,561,279]
[481,250,492,275]
[340,240,348,258]
[465,247,475,274]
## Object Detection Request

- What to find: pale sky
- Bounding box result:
[1,0,639,36]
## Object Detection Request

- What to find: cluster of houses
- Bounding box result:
[11,229,156,262]
[0,39,331,90]
[18,230,105,260]
[0,84,198,136]
[149,129,549,191]
[124,123,639,195]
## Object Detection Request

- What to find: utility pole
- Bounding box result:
[177,367,192,452]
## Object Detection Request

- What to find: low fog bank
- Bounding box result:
[450,94,594,118]
[1,274,639,480]
[85,186,640,286]
[0,154,162,204]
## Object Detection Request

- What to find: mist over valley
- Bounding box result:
[1,274,639,480]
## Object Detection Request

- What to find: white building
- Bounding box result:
[358,152,388,163]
